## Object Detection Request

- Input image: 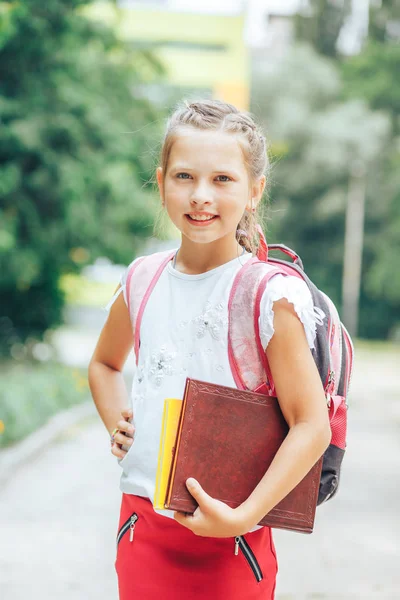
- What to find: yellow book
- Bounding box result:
[153,398,182,510]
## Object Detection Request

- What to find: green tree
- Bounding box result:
[340,5,400,335]
[369,0,400,43]
[295,0,352,58]
[0,0,165,355]
[342,41,400,133]
[288,1,400,338]
[251,45,392,338]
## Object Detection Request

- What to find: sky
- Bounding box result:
[120,0,303,16]
[169,0,369,54]
[119,0,370,53]
[121,0,369,18]
[171,0,301,15]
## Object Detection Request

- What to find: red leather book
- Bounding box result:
[165,378,323,533]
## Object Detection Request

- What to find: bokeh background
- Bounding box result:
[0,1,399,598]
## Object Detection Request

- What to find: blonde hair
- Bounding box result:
[159,99,270,254]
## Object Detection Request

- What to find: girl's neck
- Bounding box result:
[174,236,246,275]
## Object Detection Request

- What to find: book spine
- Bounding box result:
[165,379,189,508]
[153,400,169,509]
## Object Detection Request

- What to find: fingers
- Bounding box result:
[111,443,127,459]
[111,431,133,459]
[114,429,134,446]
[186,478,212,510]
[111,410,135,460]
[116,418,135,436]
[114,410,135,446]
[111,408,135,460]
[173,511,186,527]
[173,510,196,530]
[121,408,133,420]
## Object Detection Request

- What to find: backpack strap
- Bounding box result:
[319,291,343,397]
[125,250,176,364]
[256,224,268,262]
[228,259,285,394]
[125,257,145,316]
[340,323,354,403]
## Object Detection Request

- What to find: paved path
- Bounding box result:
[0,344,399,599]
[0,416,121,600]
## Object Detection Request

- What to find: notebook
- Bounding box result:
[154,398,182,510]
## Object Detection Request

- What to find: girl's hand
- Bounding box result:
[173,478,249,538]
[111,408,135,460]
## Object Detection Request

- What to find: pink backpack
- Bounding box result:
[124,236,354,505]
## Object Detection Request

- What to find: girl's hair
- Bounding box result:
[159,99,270,254]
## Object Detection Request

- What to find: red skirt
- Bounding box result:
[115,494,278,600]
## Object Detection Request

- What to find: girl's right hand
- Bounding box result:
[111,408,135,460]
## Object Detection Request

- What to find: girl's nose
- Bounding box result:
[190,184,212,206]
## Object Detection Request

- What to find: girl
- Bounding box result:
[88,99,331,600]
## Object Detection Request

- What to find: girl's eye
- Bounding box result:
[216,175,231,182]
[176,173,192,179]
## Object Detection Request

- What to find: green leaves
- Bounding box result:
[0,0,166,353]
[0,361,89,448]
[253,0,400,338]
[295,0,352,58]
[342,41,400,133]
[251,42,396,338]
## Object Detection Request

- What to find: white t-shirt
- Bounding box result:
[105,251,325,526]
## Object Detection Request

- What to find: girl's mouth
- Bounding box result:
[185,214,219,227]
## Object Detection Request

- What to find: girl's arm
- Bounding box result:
[235,297,332,530]
[175,297,331,536]
[88,287,135,456]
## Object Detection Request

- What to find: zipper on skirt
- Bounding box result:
[117,512,138,548]
[234,535,263,582]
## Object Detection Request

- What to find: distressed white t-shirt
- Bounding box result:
[105,250,325,527]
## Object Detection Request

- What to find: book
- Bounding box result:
[156,378,323,534]
[154,398,182,510]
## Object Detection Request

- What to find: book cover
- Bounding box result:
[164,378,323,533]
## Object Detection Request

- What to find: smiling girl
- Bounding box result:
[88,99,331,599]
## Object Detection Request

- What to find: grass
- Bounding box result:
[60,273,116,308]
[0,360,89,448]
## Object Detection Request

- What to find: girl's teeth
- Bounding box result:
[189,215,215,221]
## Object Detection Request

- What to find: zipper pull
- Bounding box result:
[234,537,240,556]
[129,515,137,542]
[328,370,335,392]
[325,370,335,399]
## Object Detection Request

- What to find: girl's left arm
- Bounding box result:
[174,297,331,537]
[235,297,332,531]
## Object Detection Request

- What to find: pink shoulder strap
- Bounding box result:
[228,259,285,395]
[320,291,342,396]
[126,249,286,390]
[125,250,175,363]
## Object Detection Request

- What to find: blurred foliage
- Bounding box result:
[251,43,398,339]
[60,273,115,307]
[369,0,400,43]
[295,0,352,58]
[252,1,400,340]
[0,0,166,355]
[0,360,88,448]
[342,41,400,133]
[341,36,400,321]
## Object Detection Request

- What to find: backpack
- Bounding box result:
[124,234,354,506]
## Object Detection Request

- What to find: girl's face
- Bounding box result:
[157,129,264,246]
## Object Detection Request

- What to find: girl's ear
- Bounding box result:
[246,175,266,212]
[156,167,165,205]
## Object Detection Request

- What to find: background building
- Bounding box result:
[88,0,251,109]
